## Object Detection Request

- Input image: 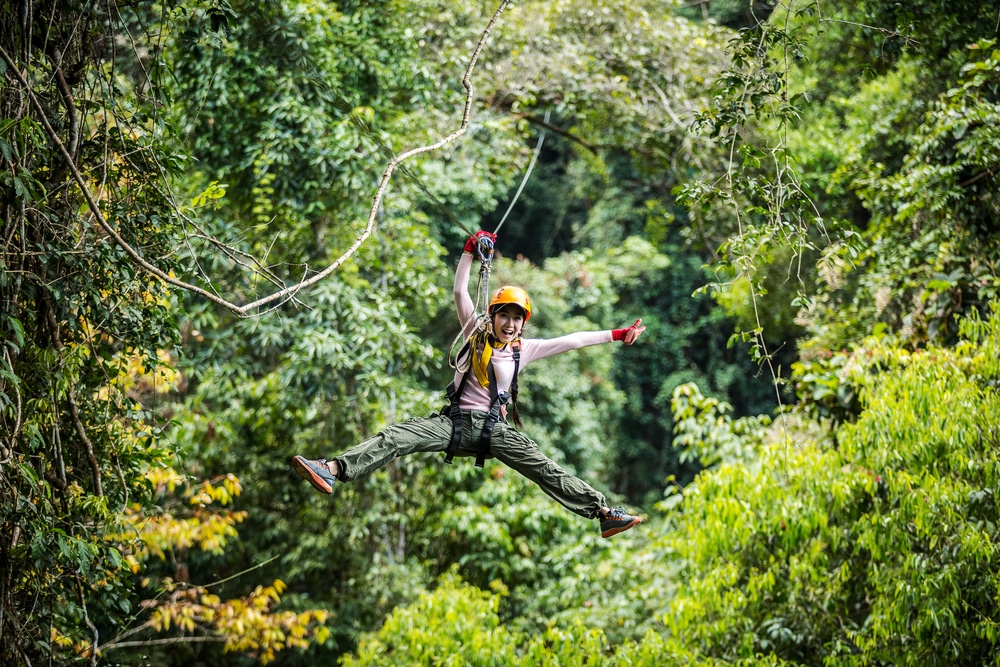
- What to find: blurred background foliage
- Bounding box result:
[2,0,1000,665]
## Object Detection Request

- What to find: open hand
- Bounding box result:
[613,318,646,345]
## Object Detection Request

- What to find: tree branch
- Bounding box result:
[0,0,512,318]
[1,348,23,459]
[42,289,103,497]
[518,113,599,154]
[959,166,997,187]
[75,576,100,667]
[48,49,80,185]
[101,635,225,651]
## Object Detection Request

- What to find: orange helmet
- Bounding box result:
[489,285,532,322]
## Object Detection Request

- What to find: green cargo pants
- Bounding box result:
[333,410,606,520]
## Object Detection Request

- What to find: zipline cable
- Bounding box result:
[493,109,550,236]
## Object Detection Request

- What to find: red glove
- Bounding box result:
[464,230,497,254]
[612,319,646,345]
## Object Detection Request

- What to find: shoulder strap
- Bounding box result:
[510,339,521,387]
[508,340,522,428]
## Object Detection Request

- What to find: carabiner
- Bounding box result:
[476,236,495,263]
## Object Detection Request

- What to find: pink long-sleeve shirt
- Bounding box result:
[452,252,613,412]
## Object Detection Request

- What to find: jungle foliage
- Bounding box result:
[2,0,999,665]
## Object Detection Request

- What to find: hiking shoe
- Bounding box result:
[291,456,337,494]
[600,507,641,538]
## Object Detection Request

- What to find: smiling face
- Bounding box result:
[491,304,525,344]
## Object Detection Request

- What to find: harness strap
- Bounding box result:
[444,342,472,465]
[509,340,521,417]
[444,339,522,468]
[477,363,505,467]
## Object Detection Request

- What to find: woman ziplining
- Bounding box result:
[291,230,646,538]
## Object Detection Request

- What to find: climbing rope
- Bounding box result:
[452,242,494,373]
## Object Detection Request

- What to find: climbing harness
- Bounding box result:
[444,336,520,467]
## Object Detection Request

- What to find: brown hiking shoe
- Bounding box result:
[291,456,337,494]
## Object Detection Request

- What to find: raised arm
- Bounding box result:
[454,231,497,338]
[454,251,476,337]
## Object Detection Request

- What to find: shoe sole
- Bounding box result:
[601,517,641,538]
[291,455,334,494]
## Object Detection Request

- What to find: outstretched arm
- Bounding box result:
[521,319,646,363]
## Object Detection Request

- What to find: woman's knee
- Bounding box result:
[489,428,545,465]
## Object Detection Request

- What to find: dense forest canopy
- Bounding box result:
[1,0,999,665]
